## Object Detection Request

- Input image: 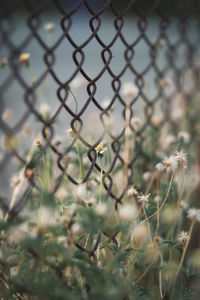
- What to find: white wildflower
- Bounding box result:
[162,155,178,171]
[155,162,165,172]
[95,203,108,215]
[39,103,50,115]
[164,135,176,148]
[187,208,200,222]
[127,186,138,196]
[180,201,189,211]
[104,116,114,128]
[2,109,13,123]
[38,207,56,228]
[178,132,190,144]
[66,128,73,136]
[177,231,189,243]
[122,82,138,101]
[160,78,172,88]
[95,143,107,156]
[70,76,86,89]
[44,22,55,32]
[143,172,152,182]
[137,192,151,203]
[102,98,111,110]
[131,117,142,131]
[118,204,138,221]
[151,115,163,128]
[84,197,95,207]
[56,187,68,199]
[71,223,82,234]
[76,184,87,199]
[174,150,187,163]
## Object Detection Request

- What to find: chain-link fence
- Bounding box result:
[1,0,200,213]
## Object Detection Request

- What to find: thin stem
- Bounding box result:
[142,203,153,243]
[134,261,154,285]
[142,170,175,225]
[175,218,195,279]
[68,88,83,182]
[99,156,103,205]
[76,142,83,182]
[177,171,185,207]
[155,175,160,237]
[68,87,78,115]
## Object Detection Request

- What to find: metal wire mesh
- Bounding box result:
[0,0,200,213]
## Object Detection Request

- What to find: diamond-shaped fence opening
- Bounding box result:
[0,0,200,212]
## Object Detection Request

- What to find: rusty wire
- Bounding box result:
[0,0,200,215]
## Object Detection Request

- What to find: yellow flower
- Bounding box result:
[67,128,73,135]
[34,139,41,147]
[96,144,103,152]
[0,57,8,68]
[19,53,30,65]
[95,143,107,157]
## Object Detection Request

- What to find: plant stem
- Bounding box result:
[175,218,195,279]
[142,170,175,224]
[99,156,103,205]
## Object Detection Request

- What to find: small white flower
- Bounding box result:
[160,78,172,89]
[95,143,107,156]
[174,150,187,163]
[164,135,176,148]
[118,204,138,221]
[143,172,152,182]
[127,186,138,196]
[131,117,142,131]
[95,203,108,215]
[70,76,86,89]
[155,162,165,172]
[178,132,190,144]
[137,192,151,203]
[38,207,56,228]
[84,197,95,207]
[76,184,87,199]
[102,98,111,110]
[71,223,82,234]
[39,103,50,115]
[44,22,55,32]
[104,116,114,128]
[1,108,13,123]
[122,82,138,101]
[56,187,68,199]
[177,231,189,243]
[151,115,163,128]
[162,156,178,171]
[187,208,200,222]
[66,128,73,136]
[180,201,189,211]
